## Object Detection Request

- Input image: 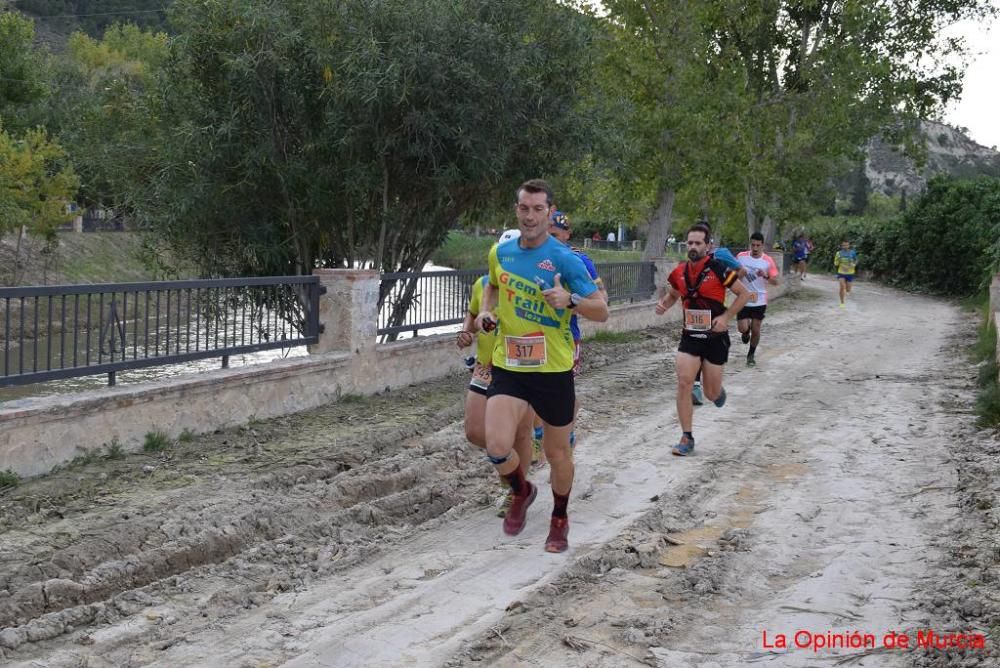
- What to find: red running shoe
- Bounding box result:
[502,482,537,536]
[544,516,570,553]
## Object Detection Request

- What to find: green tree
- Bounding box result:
[583,0,714,260]
[700,0,992,245]
[589,0,994,252]
[38,24,168,210]
[846,160,870,216]
[0,12,47,130]
[140,0,594,286]
[896,176,1000,295]
[0,124,79,282]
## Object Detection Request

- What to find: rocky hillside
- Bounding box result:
[866,120,1000,196]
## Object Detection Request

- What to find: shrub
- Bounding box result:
[801,176,1000,296]
[0,469,19,489]
[143,431,171,452]
[892,176,1000,295]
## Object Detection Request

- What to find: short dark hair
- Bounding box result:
[687,225,710,243]
[516,179,554,206]
[750,232,764,242]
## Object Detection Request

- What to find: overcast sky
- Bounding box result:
[943,15,999,149]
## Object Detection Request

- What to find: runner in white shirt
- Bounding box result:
[735,232,779,367]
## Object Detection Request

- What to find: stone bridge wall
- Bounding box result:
[0,260,798,478]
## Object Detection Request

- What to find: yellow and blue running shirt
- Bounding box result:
[467,275,496,366]
[834,249,858,275]
[488,236,598,373]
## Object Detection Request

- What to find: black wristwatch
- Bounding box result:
[568,292,583,309]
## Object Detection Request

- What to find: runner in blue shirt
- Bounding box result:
[530,211,607,463]
[791,233,813,280]
[834,240,859,308]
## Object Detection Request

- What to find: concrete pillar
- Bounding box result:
[310,268,379,354]
[766,250,785,275]
[651,257,676,299]
[990,274,1000,315]
[72,216,83,233]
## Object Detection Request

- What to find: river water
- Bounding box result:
[1,264,467,405]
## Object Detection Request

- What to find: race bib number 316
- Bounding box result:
[505,335,547,367]
[684,309,712,331]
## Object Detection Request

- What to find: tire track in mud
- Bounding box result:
[85,293,825,668]
[0,382,482,656]
[0,322,689,664]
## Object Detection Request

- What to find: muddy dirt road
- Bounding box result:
[2,277,998,667]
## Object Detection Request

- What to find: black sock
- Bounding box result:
[504,468,526,496]
[749,344,757,357]
[552,490,570,518]
[683,431,694,441]
[694,369,702,382]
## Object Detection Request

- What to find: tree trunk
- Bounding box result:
[642,187,675,261]
[745,185,760,239]
[761,214,776,248]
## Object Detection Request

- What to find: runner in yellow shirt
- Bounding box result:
[457,231,533,516]
[833,240,859,308]
[475,179,609,553]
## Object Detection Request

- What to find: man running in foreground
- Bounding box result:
[655,225,751,456]
[736,232,779,367]
[476,179,609,552]
[834,239,859,308]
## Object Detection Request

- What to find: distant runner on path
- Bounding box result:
[792,232,814,280]
[834,240,859,308]
[736,232,779,368]
[655,224,751,456]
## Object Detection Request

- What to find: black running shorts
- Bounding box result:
[487,366,575,427]
[678,332,731,366]
[737,305,767,321]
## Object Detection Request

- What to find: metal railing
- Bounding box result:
[594,261,657,302]
[378,269,483,338]
[377,262,657,338]
[1,276,322,387]
[579,239,643,251]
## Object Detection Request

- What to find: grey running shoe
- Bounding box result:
[672,435,695,456]
[713,387,727,408]
[692,382,704,406]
